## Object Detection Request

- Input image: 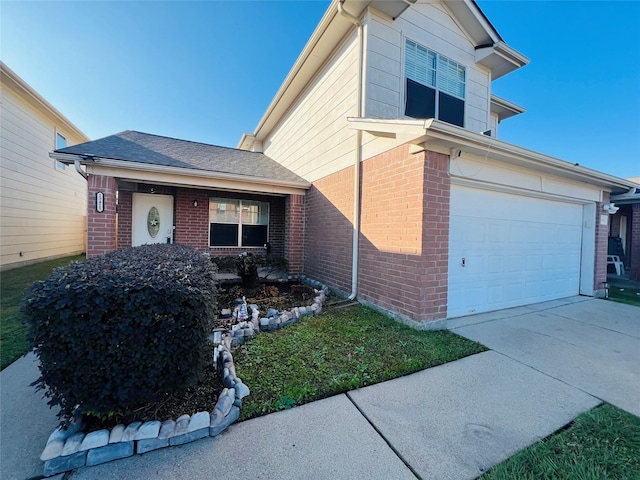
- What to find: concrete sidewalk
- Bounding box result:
[1,296,638,480]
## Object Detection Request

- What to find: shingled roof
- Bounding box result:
[55,130,308,185]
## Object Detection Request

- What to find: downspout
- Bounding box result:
[74,159,88,180]
[338,0,363,301]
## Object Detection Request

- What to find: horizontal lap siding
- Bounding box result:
[1,84,87,267]
[365,5,490,132]
[263,31,359,183]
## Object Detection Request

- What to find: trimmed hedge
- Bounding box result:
[23,244,217,426]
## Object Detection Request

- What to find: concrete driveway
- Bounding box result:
[449,296,640,417]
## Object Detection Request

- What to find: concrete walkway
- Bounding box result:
[1,296,638,480]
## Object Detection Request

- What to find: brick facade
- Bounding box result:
[87,175,118,258]
[629,203,640,281]
[304,166,355,295]
[285,195,305,275]
[305,145,450,324]
[359,145,449,322]
[594,193,611,293]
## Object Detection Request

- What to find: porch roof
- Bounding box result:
[52,130,310,194]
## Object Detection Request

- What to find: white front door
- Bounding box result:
[132,193,174,246]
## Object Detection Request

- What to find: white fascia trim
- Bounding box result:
[347,117,638,191]
[493,41,530,68]
[1,62,89,142]
[490,94,525,121]
[50,153,311,192]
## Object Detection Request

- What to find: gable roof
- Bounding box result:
[238,0,527,150]
[52,130,309,189]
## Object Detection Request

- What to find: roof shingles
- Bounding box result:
[56,130,307,185]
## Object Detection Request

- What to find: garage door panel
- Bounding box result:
[448,185,584,317]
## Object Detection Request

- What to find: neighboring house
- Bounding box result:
[0,62,89,270]
[609,177,640,281]
[52,0,639,327]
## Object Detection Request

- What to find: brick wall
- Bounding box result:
[87,175,117,258]
[629,203,640,281]
[304,166,355,295]
[285,194,305,275]
[358,145,449,322]
[594,193,610,292]
[117,191,132,249]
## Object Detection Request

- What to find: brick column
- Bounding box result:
[629,203,640,281]
[594,193,610,293]
[117,191,132,249]
[285,194,305,275]
[87,175,118,258]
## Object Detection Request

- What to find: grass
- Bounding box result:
[608,286,640,307]
[0,254,85,370]
[482,403,640,480]
[233,304,487,420]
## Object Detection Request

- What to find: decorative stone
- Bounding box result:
[243,328,254,338]
[298,306,308,316]
[267,308,278,318]
[220,308,232,318]
[109,424,125,443]
[40,439,64,461]
[174,414,190,436]
[231,336,244,347]
[79,429,109,451]
[85,441,133,466]
[134,421,161,440]
[137,437,169,454]
[260,317,270,327]
[214,396,234,418]
[61,432,85,456]
[213,349,219,367]
[121,421,142,442]
[209,406,240,437]
[47,418,83,444]
[188,411,210,432]
[43,450,87,477]
[235,381,250,399]
[169,427,209,446]
[158,420,176,440]
[212,330,223,343]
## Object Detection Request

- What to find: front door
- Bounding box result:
[132,193,174,246]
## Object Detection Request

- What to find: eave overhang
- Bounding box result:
[475,41,529,80]
[49,152,310,196]
[490,94,525,122]
[347,117,637,194]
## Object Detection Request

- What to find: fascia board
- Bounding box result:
[490,94,525,121]
[50,153,311,193]
[0,62,89,142]
[347,117,637,191]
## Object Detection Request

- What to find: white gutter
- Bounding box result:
[74,159,88,180]
[338,0,363,301]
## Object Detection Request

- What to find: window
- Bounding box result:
[404,39,465,127]
[55,131,67,171]
[209,198,269,247]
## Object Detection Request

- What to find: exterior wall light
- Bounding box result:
[193,200,199,207]
[602,203,619,214]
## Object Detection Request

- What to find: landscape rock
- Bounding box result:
[79,430,109,451]
[134,421,161,440]
[61,432,85,456]
[85,441,133,466]
[43,451,87,477]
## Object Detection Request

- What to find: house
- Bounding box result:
[51,0,639,327]
[609,178,640,281]
[0,62,89,270]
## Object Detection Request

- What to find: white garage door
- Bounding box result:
[448,185,584,317]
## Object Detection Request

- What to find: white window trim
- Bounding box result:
[402,37,466,124]
[209,198,270,248]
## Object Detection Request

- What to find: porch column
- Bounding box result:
[629,203,640,281]
[285,194,305,275]
[87,175,118,258]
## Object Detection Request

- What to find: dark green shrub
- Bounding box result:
[236,253,259,287]
[211,254,288,274]
[22,244,217,426]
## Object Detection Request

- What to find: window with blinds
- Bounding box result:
[404,39,465,127]
[209,198,269,247]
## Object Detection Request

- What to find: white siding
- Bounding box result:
[263,31,360,182]
[0,82,87,268]
[364,5,491,133]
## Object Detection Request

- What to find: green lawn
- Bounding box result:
[233,304,487,420]
[483,403,640,480]
[608,286,640,307]
[0,254,85,370]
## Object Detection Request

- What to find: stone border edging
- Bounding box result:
[39,277,329,477]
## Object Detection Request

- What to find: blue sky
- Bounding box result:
[2,1,639,179]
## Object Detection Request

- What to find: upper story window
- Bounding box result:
[404,39,466,127]
[55,131,67,171]
[209,198,269,247]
